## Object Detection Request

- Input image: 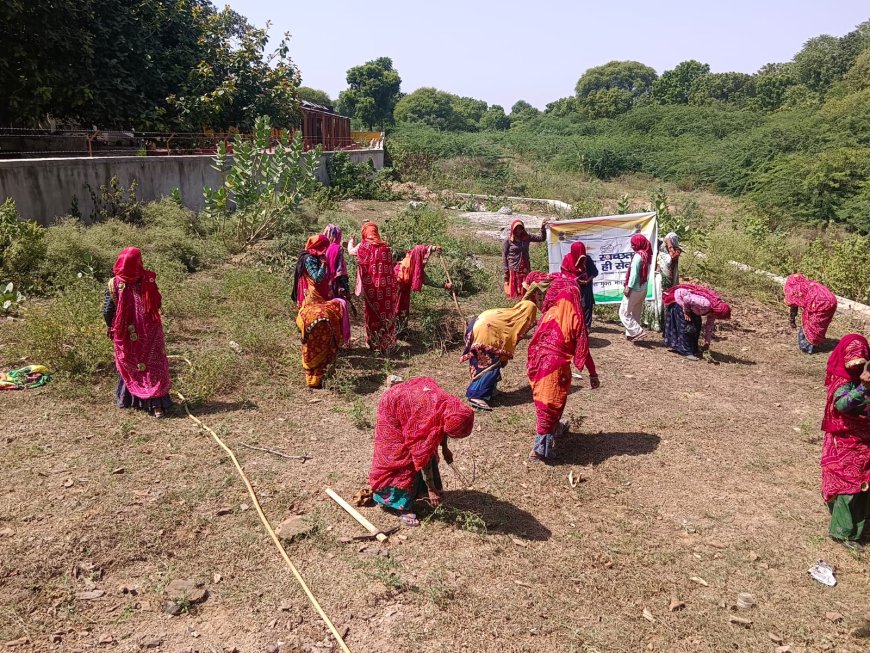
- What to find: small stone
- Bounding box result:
[775,647,794,653]
[498,206,513,215]
[76,590,105,600]
[826,611,843,623]
[239,503,249,512]
[642,608,655,623]
[63,479,74,488]
[216,507,232,516]
[98,634,114,645]
[689,576,708,587]
[268,619,277,629]
[164,601,184,616]
[265,646,278,653]
[164,579,208,605]
[748,551,759,562]
[0,528,13,538]
[511,537,529,548]
[276,515,313,542]
[736,593,755,609]
[111,467,125,475]
[50,634,63,644]
[144,638,163,649]
[669,598,685,612]
[338,537,352,544]
[768,632,783,644]
[729,615,752,627]
[758,562,769,569]
[4,638,29,648]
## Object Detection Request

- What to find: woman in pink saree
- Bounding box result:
[103,247,172,417]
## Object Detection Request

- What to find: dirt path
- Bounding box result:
[2,225,869,653]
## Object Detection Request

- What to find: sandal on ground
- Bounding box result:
[399,512,420,527]
[527,451,547,465]
[153,408,165,419]
[833,537,864,552]
[629,331,647,342]
[469,398,492,411]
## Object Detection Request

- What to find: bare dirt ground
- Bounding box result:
[2,209,869,653]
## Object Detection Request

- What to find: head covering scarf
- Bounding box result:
[113,247,162,318]
[323,224,342,245]
[110,247,170,399]
[305,234,329,256]
[626,233,652,286]
[664,232,682,251]
[461,300,538,362]
[560,241,587,278]
[510,219,528,243]
[370,378,474,492]
[663,283,732,319]
[784,274,837,346]
[361,222,387,247]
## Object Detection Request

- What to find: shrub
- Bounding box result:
[203,115,321,250]
[325,151,396,200]
[0,199,47,289]
[11,277,113,376]
[87,177,144,224]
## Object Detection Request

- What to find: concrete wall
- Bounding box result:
[0,148,385,225]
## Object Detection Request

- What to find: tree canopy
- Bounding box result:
[574,61,657,118]
[652,60,711,104]
[298,87,333,108]
[0,0,301,131]
[336,57,401,130]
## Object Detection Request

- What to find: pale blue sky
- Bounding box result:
[233,0,869,109]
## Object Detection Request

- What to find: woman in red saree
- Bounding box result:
[369,377,474,526]
[348,222,398,352]
[502,219,547,299]
[525,272,600,462]
[785,274,837,354]
[294,235,350,388]
[821,334,870,550]
[102,247,172,417]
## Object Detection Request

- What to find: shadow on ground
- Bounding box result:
[438,489,552,541]
[553,431,660,466]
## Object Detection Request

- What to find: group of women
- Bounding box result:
[101,217,866,546]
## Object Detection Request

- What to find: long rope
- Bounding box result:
[174,390,351,653]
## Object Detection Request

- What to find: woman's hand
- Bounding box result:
[589,374,601,390]
[428,488,443,507]
[684,310,692,322]
[441,445,454,465]
[623,287,631,297]
[443,281,454,292]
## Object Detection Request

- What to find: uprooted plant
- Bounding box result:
[203,115,322,251]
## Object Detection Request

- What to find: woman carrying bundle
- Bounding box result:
[323,224,350,300]
[103,247,172,417]
[502,219,548,299]
[293,235,350,388]
[348,222,398,353]
[820,334,870,550]
[784,273,837,354]
[369,377,475,527]
[619,233,653,342]
[662,283,732,360]
[394,244,453,332]
[560,241,598,329]
[461,294,539,411]
[526,272,600,463]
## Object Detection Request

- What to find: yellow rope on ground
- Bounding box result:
[174,390,352,653]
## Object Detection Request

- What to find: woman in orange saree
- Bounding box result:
[525,272,600,462]
[294,235,350,388]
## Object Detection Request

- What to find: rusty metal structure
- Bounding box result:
[299,101,353,151]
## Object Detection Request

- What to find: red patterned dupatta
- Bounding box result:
[369,378,474,492]
[784,274,837,345]
[110,248,171,399]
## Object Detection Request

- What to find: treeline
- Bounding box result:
[378,19,870,233]
[0,0,301,131]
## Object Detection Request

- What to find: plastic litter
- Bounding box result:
[808,560,836,587]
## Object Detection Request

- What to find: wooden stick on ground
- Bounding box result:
[437,252,465,322]
[240,442,310,462]
[325,487,389,542]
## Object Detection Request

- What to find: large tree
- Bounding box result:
[480,105,510,131]
[652,60,710,104]
[688,72,755,107]
[297,87,333,108]
[393,87,459,131]
[574,61,657,118]
[509,100,540,123]
[336,57,401,130]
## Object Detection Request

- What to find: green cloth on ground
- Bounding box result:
[827,491,870,542]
